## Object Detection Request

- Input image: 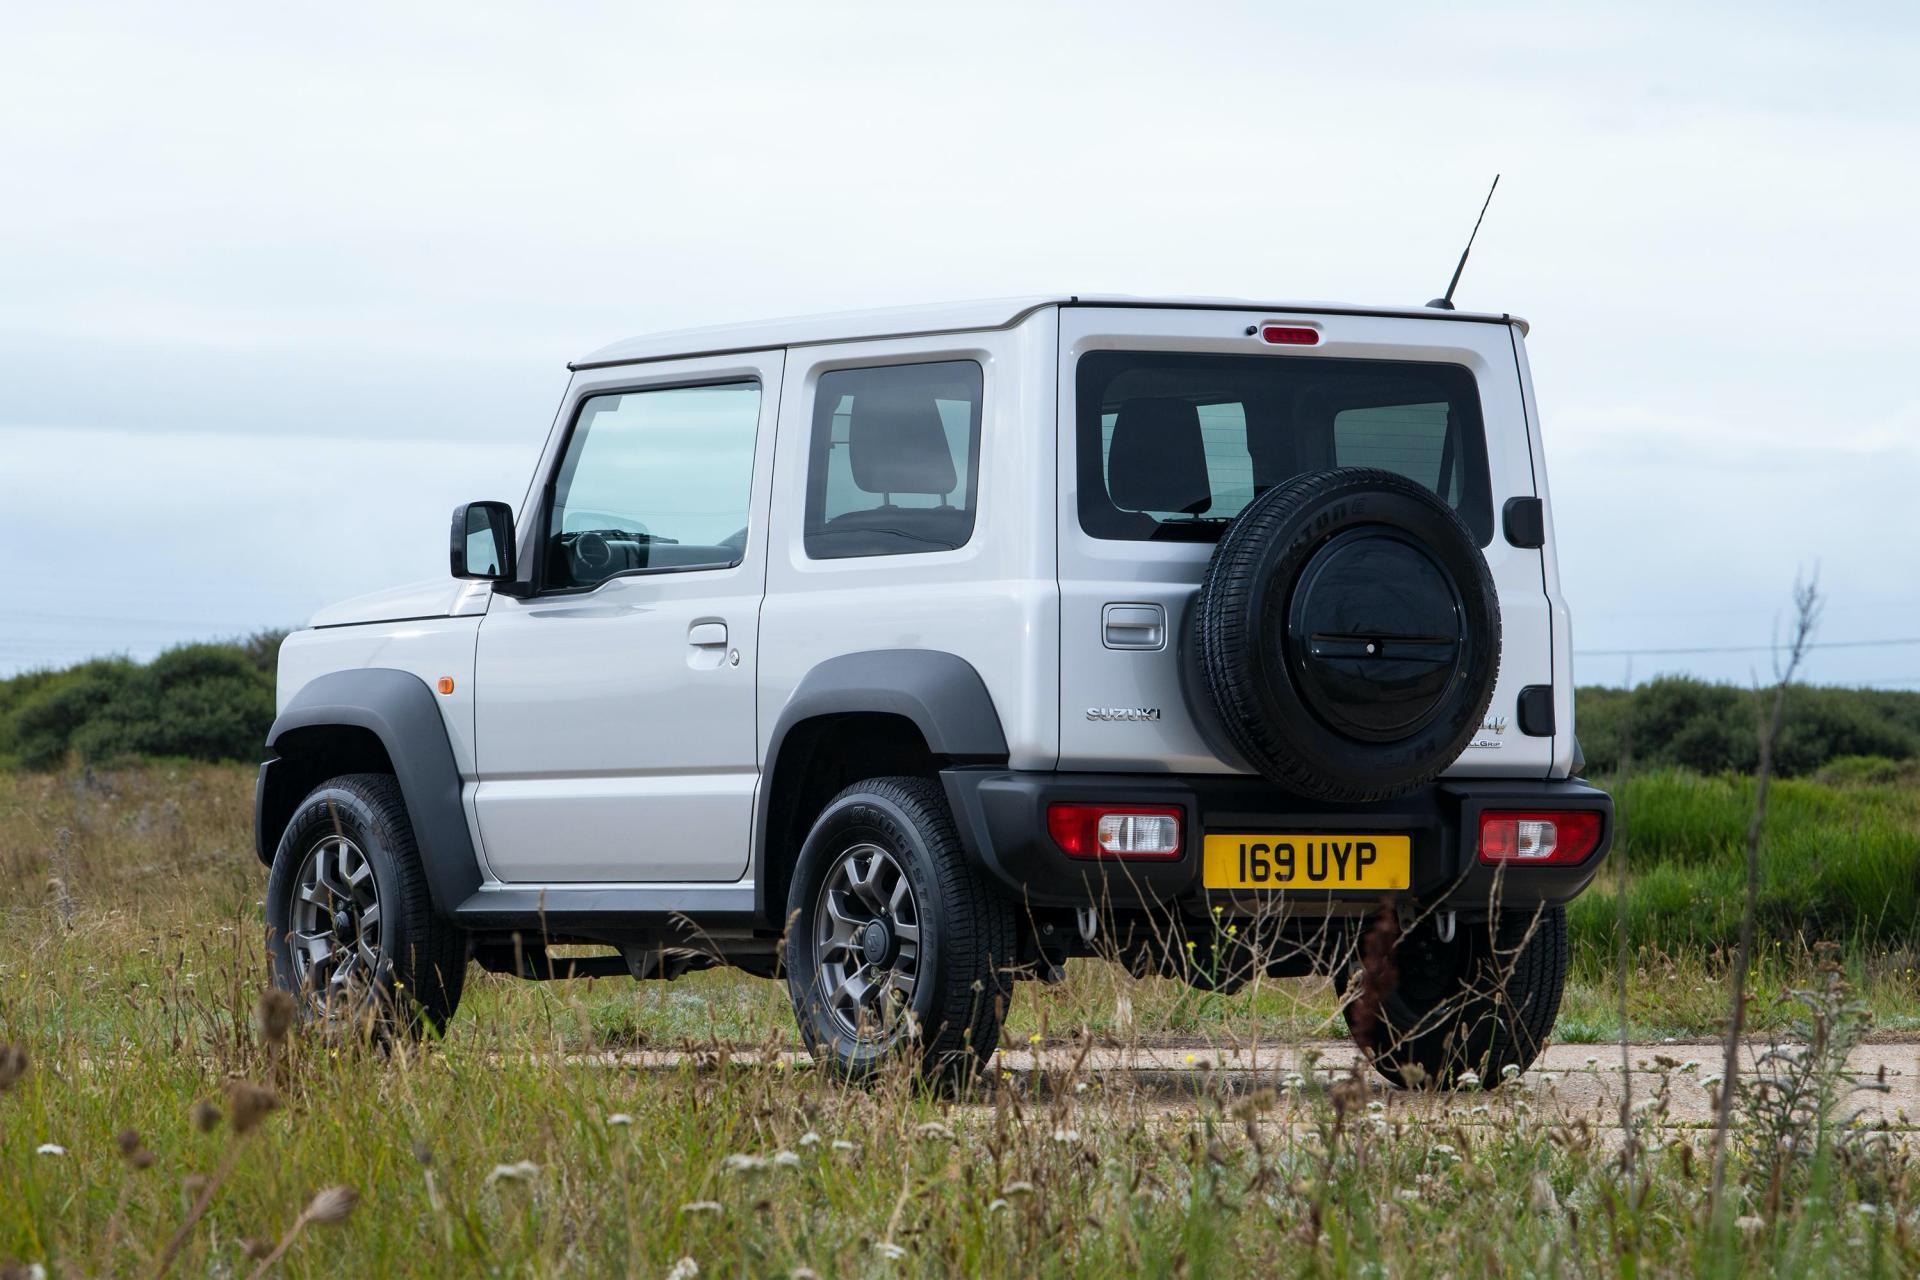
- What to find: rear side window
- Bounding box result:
[804,360,983,559]
[1076,351,1493,543]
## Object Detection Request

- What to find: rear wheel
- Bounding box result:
[265,774,467,1035]
[784,777,1014,1086]
[1342,907,1567,1089]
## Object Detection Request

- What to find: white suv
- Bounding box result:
[256,296,1612,1087]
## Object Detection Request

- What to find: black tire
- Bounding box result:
[784,777,1015,1086]
[1343,907,1567,1089]
[1196,466,1501,802]
[265,773,467,1035]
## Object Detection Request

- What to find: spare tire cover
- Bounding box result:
[1196,467,1501,802]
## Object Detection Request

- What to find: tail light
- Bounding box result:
[1258,324,1319,346]
[1047,805,1183,859]
[1477,810,1604,866]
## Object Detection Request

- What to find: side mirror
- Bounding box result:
[450,501,517,581]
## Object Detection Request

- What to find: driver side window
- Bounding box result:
[545,381,760,590]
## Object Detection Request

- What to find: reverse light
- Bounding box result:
[1259,324,1320,346]
[1047,805,1183,859]
[1477,810,1604,866]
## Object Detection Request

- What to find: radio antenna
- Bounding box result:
[1427,174,1500,311]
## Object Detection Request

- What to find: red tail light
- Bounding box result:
[1047,805,1183,860]
[1259,324,1319,346]
[1477,810,1604,866]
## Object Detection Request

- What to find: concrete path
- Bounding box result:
[572,1039,1920,1129]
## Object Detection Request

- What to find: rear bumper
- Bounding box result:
[940,768,1612,918]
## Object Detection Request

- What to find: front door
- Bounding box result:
[472,351,783,883]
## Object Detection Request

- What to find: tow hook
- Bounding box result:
[1076,906,1099,946]
[1436,910,1457,944]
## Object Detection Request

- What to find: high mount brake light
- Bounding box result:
[1047,805,1183,859]
[1259,324,1319,346]
[1477,810,1604,866]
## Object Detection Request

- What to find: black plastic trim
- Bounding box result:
[752,650,1009,922]
[1502,496,1545,548]
[1517,685,1555,737]
[454,886,757,933]
[259,668,481,918]
[940,769,1612,915]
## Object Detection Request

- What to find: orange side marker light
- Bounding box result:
[436,677,455,695]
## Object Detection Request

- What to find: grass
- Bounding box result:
[1,763,1917,1276]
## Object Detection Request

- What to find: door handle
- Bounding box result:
[1102,603,1166,650]
[688,621,728,648]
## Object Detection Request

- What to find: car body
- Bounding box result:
[256,294,1613,1084]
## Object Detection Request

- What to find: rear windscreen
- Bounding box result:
[1075,351,1493,544]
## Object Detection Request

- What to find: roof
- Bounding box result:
[571,294,1529,368]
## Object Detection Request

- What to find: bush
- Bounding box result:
[0,639,278,770]
[1576,678,1920,776]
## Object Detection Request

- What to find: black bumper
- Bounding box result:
[940,768,1612,918]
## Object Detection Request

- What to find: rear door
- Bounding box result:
[1054,306,1555,779]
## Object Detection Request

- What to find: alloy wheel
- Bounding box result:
[812,841,922,1042]
[287,833,385,1015]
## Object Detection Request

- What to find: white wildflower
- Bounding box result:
[485,1160,538,1186]
[798,1131,821,1147]
[873,1241,907,1260]
[723,1153,769,1173]
[831,1139,856,1152]
[988,1197,1009,1213]
[1051,1128,1080,1144]
[916,1121,954,1141]
[1455,1070,1481,1090]
[773,1150,802,1168]
[607,1113,634,1126]
[36,1143,66,1157]
[1501,1063,1520,1080]
[1366,1100,1386,1114]
[679,1201,723,1215]
[665,1257,699,1280]
[1735,1214,1765,1235]
[1003,1180,1036,1197]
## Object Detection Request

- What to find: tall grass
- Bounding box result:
[1571,765,1920,966]
[1,764,1917,1274]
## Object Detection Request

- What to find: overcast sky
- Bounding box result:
[3,1,1917,687]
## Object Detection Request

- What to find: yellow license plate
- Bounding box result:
[1202,834,1411,890]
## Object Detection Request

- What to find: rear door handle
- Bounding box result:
[1102,603,1166,650]
[688,621,728,648]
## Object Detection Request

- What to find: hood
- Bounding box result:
[307,578,490,628]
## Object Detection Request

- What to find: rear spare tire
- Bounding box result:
[1196,467,1499,802]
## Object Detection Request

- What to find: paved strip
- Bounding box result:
[569,1039,1919,1128]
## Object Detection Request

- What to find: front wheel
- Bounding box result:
[265,773,467,1035]
[1343,906,1567,1089]
[784,778,1015,1086]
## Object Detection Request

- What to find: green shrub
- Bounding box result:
[1576,678,1920,776]
[0,641,276,769]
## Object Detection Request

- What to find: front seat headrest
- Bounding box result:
[848,387,959,496]
[1108,397,1211,515]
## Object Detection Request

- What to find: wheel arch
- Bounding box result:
[254,667,480,918]
[754,650,1008,928]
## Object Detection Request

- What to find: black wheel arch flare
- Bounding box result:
[754,650,1009,926]
[254,667,481,918]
